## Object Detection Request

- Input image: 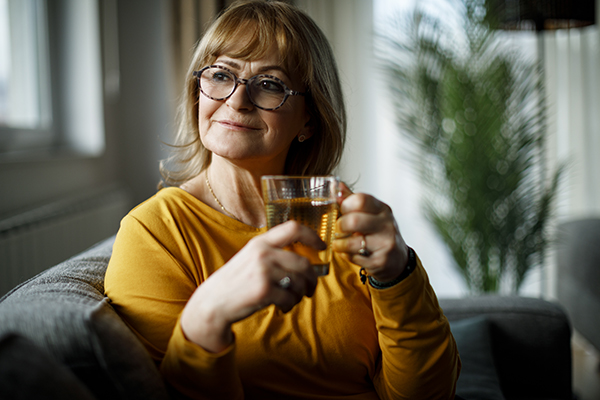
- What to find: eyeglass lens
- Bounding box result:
[199,66,288,110]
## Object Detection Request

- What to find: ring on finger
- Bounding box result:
[357,235,372,257]
[278,275,292,290]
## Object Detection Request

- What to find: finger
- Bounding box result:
[331,232,362,253]
[262,220,326,250]
[270,250,318,297]
[270,273,313,312]
[332,232,381,257]
[336,211,388,237]
[340,193,387,215]
[274,273,307,299]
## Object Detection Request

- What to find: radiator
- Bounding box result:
[0,186,132,297]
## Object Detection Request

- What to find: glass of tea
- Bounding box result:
[261,175,340,276]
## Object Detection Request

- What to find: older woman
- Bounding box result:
[104,1,460,399]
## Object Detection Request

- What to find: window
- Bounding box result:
[0,0,53,152]
[0,0,104,156]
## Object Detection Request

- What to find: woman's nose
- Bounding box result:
[226,82,254,111]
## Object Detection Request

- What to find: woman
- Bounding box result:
[105,1,460,399]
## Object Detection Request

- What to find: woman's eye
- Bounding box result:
[212,72,232,82]
[258,79,284,93]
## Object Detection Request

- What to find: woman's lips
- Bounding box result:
[217,120,260,131]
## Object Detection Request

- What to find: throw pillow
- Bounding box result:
[450,316,505,400]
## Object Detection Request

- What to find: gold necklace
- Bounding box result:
[205,169,241,221]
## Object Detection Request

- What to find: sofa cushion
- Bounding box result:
[0,332,96,400]
[442,296,572,400]
[450,316,505,400]
[0,236,169,400]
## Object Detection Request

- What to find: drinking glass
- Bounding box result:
[261,175,340,276]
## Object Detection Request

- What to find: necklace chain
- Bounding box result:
[205,169,240,221]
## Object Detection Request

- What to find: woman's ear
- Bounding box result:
[298,111,314,141]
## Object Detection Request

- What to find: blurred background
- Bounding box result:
[0,0,599,396]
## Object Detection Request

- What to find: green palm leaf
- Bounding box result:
[380,0,563,293]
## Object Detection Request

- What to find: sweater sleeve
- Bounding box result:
[160,320,244,400]
[369,254,461,400]
[104,213,245,399]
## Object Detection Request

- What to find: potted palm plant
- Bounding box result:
[381,0,562,294]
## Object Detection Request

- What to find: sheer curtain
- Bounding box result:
[168,0,225,93]
[294,0,378,194]
[545,13,600,298]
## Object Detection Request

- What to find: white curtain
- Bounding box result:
[546,27,600,219]
[544,2,600,298]
[294,0,378,194]
[168,0,223,92]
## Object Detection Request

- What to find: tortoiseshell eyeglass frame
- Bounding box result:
[192,65,306,110]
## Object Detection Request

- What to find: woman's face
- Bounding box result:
[198,43,311,172]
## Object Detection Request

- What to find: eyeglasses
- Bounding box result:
[193,65,306,111]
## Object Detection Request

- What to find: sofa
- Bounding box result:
[556,218,600,354]
[0,236,573,400]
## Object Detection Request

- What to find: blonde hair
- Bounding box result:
[159,0,346,187]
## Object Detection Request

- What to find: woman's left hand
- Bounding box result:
[332,182,410,283]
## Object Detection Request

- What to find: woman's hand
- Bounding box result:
[332,183,410,283]
[180,220,324,353]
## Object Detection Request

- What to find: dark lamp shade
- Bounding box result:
[489,0,596,31]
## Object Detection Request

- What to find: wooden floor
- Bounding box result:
[572,331,600,400]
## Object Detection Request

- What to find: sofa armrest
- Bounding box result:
[0,236,170,400]
[440,296,572,400]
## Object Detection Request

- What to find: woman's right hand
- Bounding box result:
[180,220,325,353]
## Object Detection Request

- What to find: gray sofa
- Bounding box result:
[556,218,600,355]
[0,236,573,400]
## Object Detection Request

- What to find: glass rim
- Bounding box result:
[261,175,339,180]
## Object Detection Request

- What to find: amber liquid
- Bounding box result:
[266,198,339,275]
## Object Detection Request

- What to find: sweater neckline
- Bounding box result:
[161,186,267,233]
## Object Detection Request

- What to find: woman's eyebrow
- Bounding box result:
[216,59,288,76]
[217,59,242,69]
[258,65,287,74]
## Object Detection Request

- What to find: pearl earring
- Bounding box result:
[298,135,306,143]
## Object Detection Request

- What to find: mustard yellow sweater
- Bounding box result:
[104,188,460,399]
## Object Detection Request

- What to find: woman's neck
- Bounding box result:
[181,157,283,228]
[207,165,265,227]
